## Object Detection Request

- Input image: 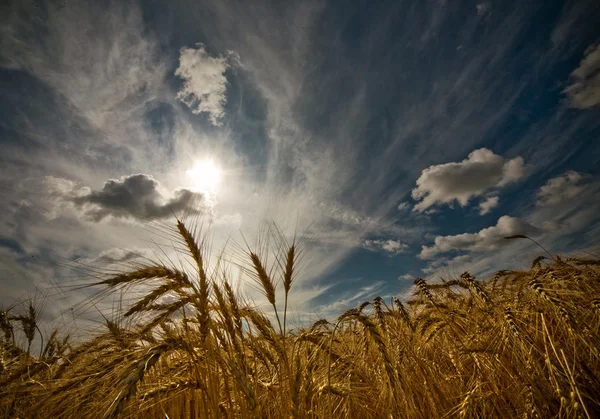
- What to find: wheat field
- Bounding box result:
[1,220,599,418]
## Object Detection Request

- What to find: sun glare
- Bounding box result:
[186,159,222,193]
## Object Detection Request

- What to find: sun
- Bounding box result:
[186,159,222,193]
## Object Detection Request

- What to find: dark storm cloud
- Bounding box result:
[71,174,203,222]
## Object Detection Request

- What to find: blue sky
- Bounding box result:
[1,0,599,324]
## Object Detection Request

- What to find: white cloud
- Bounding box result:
[422,254,474,275]
[175,44,234,125]
[84,247,155,265]
[421,171,600,278]
[479,196,499,215]
[397,202,410,211]
[499,156,526,186]
[411,148,525,212]
[214,212,243,227]
[362,239,408,256]
[419,215,540,259]
[476,2,491,17]
[536,171,585,207]
[398,273,413,280]
[564,44,600,109]
[531,171,600,235]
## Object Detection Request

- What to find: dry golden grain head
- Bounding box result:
[531,255,547,269]
[250,252,276,305]
[0,310,14,342]
[337,308,360,322]
[283,244,296,294]
[176,219,205,276]
[318,384,349,397]
[504,308,520,337]
[358,301,371,313]
[505,234,528,240]
[15,302,38,350]
[212,283,237,341]
[242,309,278,345]
[414,277,434,303]
[569,258,600,266]
[290,354,302,417]
[310,319,330,331]
[592,298,600,312]
[528,278,558,304]
[100,266,191,288]
[372,297,387,332]
[125,282,180,317]
[103,346,165,419]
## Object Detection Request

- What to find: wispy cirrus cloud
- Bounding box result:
[0,1,166,126]
[564,44,600,109]
[362,239,408,256]
[312,281,386,317]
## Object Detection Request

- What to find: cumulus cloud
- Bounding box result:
[175,44,235,126]
[536,171,586,207]
[47,174,203,222]
[422,172,600,277]
[362,239,408,256]
[479,196,499,215]
[419,215,540,259]
[422,254,474,275]
[564,44,600,109]
[499,157,526,186]
[411,148,525,212]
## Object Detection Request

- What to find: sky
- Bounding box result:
[1,0,599,329]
